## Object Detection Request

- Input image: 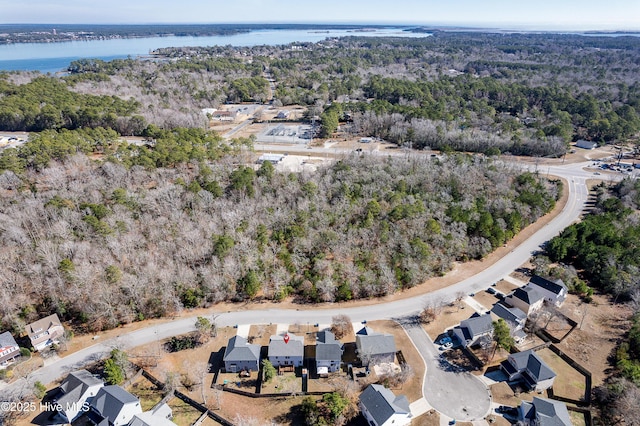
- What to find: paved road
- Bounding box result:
[400,318,491,421]
[2,160,621,400]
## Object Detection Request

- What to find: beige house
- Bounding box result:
[26,313,64,351]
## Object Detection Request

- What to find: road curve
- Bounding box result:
[3,161,616,396]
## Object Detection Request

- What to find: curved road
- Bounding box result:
[3,161,621,418]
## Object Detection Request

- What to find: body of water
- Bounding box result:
[0,28,428,73]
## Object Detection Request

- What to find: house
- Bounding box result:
[54,369,104,423]
[88,385,142,426]
[359,384,412,426]
[517,397,571,426]
[490,303,528,343]
[26,313,64,351]
[452,313,494,348]
[527,276,568,307]
[276,110,290,119]
[257,153,285,164]
[355,327,396,366]
[268,333,304,368]
[223,335,261,373]
[0,331,21,367]
[504,286,545,316]
[575,140,598,150]
[129,403,174,426]
[501,349,556,392]
[315,330,343,375]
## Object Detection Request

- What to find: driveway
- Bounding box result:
[399,317,491,422]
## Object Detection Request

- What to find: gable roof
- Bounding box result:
[223,335,261,363]
[269,334,304,358]
[129,403,175,426]
[0,331,18,349]
[521,397,572,426]
[91,385,141,424]
[57,370,103,407]
[359,384,410,425]
[510,350,556,382]
[459,314,493,339]
[26,313,62,338]
[356,328,395,356]
[316,331,342,361]
[529,276,568,295]
[491,303,527,325]
[510,286,545,305]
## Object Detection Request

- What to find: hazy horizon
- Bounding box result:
[1,0,638,31]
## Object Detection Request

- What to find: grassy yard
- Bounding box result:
[472,290,500,312]
[261,371,301,394]
[536,348,587,402]
[167,397,203,426]
[423,304,472,340]
[248,324,277,346]
[127,377,164,411]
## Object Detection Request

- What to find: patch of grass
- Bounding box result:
[167,397,203,426]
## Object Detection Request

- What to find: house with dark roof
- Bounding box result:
[268,333,304,368]
[0,331,20,367]
[501,349,557,392]
[528,276,568,307]
[88,385,142,426]
[452,313,494,348]
[54,369,104,423]
[129,403,174,426]
[316,330,343,375]
[504,286,545,315]
[223,335,261,373]
[355,327,396,367]
[359,384,412,426]
[25,313,64,352]
[490,303,528,343]
[518,397,572,426]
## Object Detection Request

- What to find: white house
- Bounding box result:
[575,140,598,150]
[359,384,412,426]
[501,350,556,392]
[26,313,64,352]
[89,385,142,426]
[504,286,545,316]
[55,370,104,423]
[129,403,175,426]
[527,276,568,307]
[315,330,343,375]
[268,333,304,368]
[0,331,20,367]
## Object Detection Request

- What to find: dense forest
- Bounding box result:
[0,149,559,333]
[540,178,640,424]
[1,32,639,156]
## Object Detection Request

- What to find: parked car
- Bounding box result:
[486,287,496,294]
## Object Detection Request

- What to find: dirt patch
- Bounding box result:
[261,371,301,394]
[495,279,518,295]
[411,410,439,426]
[423,304,472,340]
[288,323,318,345]
[556,293,632,387]
[248,324,278,346]
[367,320,425,403]
[472,291,500,312]
[489,380,536,407]
[216,392,312,425]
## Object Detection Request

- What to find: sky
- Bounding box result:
[1,0,638,31]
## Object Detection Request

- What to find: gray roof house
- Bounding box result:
[316,330,343,375]
[268,333,304,368]
[129,403,175,426]
[223,335,261,372]
[575,140,598,150]
[359,384,412,426]
[452,313,494,348]
[26,313,64,351]
[0,331,20,366]
[501,349,557,392]
[89,385,142,426]
[518,397,572,426]
[528,276,568,307]
[504,286,545,315]
[54,369,104,423]
[355,327,396,367]
[491,303,528,343]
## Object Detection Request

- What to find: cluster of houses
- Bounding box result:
[49,369,174,426]
[451,275,568,392]
[0,313,65,370]
[222,325,411,426]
